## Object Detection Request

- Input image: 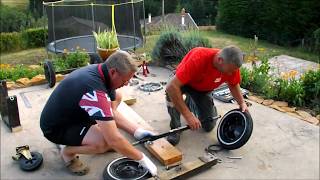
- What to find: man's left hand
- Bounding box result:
[239,102,249,112]
[134,128,155,140]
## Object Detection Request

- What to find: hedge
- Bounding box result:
[0,28,47,53]
[216,0,320,49]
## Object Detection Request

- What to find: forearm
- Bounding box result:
[166,84,193,119]
[228,84,245,105]
[109,136,142,160]
[113,109,138,135]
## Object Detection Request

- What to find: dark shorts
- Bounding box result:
[43,121,96,146]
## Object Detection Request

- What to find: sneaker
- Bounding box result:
[167,132,181,146]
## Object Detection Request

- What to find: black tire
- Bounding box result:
[43,60,56,88]
[18,151,43,171]
[217,109,253,150]
[102,157,151,180]
[89,53,103,64]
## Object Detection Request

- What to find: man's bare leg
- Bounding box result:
[61,124,111,162]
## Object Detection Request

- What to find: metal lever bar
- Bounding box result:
[132,115,221,146]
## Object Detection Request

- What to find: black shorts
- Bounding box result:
[43,121,96,146]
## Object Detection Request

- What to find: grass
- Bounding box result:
[1,0,29,10]
[1,30,319,65]
[0,48,48,65]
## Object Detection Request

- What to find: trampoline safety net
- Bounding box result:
[44,0,144,54]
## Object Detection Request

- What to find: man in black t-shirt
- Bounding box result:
[40,51,157,176]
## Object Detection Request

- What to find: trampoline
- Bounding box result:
[43,0,145,55]
[47,34,142,54]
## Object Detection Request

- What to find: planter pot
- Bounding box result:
[97,47,119,61]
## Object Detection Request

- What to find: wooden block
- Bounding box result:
[145,138,182,166]
[158,156,219,179]
[117,102,183,165]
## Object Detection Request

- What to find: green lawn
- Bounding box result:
[1,0,29,9]
[1,30,319,65]
[0,48,48,65]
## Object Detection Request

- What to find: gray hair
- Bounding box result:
[219,45,244,67]
[104,50,137,74]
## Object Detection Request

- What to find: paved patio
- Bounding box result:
[1,66,319,180]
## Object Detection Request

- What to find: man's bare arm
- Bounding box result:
[228,83,248,112]
[166,77,201,130]
[96,120,142,160]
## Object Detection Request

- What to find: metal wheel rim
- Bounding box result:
[106,157,148,180]
[139,82,163,92]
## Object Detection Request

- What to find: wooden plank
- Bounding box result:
[117,102,183,166]
[158,157,219,179]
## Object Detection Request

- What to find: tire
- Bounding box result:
[18,151,43,171]
[102,157,151,180]
[89,53,103,64]
[217,109,253,150]
[43,60,56,88]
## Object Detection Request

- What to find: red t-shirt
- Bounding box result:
[176,47,241,92]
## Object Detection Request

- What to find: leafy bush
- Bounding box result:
[183,30,212,51]
[0,32,24,52]
[0,28,48,53]
[151,30,186,66]
[240,67,250,89]
[278,79,305,107]
[216,0,320,47]
[0,64,44,82]
[151,29,212,66]
[302,69,320,113]
[0,5,28,32]
[53,48,89,71]
[22,28,48,48]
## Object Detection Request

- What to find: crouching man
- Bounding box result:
[40,51,157,176]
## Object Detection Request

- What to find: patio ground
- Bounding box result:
[1,66,319,180]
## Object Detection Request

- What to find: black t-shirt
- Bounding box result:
[40,64,115,134]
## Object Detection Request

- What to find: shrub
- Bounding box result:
[240,67,250,89]
[0,5,28,32]
[21,28,48,48]
[53,48,90,71]
[0,28,47,53]
[278,78,305,107]
[151,30,186,66]
[0,64,44,82]
[183,30,212,51]
[0,32,24,53]
[302,69,320,113]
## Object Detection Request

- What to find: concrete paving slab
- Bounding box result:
[1,66,319,180]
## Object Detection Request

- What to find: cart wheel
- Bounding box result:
[18,151,43,171]
[217,109,253,150]
[103,157,151,180]
[44,60,56,88]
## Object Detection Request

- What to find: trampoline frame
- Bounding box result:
[43,0,146,55]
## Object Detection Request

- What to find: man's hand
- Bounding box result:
[239,101,249,112]
[134,128,155,140]
[138,153,158,176]
[185,114,202,130]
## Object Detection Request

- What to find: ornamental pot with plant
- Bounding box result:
[93,28,119,61]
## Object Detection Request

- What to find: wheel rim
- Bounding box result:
[218,111,247,145]
[106,157,148,180]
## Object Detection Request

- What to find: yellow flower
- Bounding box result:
[76,46,80,50]
[257,48,265,52]
[63,48,68,53]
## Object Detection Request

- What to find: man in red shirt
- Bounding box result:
[165,45,249,145]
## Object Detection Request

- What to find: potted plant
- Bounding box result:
[93,28,119,61]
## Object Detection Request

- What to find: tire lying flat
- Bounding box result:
[217,109,253,150]
[103,157,151,180]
